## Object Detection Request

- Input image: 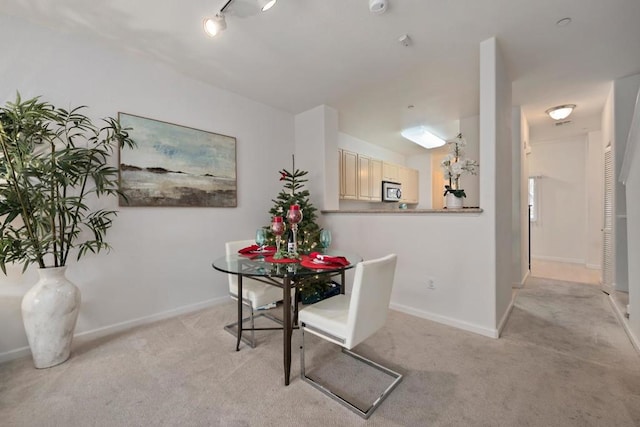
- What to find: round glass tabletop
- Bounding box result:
[212,250,362,278]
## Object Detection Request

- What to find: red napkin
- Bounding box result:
[238,245,276,254]
[308,252,350,267]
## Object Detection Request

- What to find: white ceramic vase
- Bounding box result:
[446,193,464,209]
[21,266,81,369]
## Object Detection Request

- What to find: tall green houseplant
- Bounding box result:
[0,94,136,272]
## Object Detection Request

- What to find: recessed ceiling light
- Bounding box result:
[556,17,572,27]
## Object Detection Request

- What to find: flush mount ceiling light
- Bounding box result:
[401,126,446,149]
[545,104,576,120]
[258,0,277,11]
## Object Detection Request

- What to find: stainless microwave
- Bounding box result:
[382,181,402,202]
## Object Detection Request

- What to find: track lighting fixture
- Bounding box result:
[203,0,234,37]
[258,0,277,12]
[204,0,277,38]
[203,12,227,37]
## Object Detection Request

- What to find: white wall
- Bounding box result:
[624,91,640,347]
[0,16,294,360]
[459,115,481,208]
[294,37,510,337]
[529,135,588,264]
[482,38,513,331]
[512,107,530,287]
[295,105,339,211]
[613,73,640,291]
[338,132,406,165]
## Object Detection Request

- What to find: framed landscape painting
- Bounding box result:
[118,113,237,207]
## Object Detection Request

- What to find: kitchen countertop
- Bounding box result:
[321,208,483,214]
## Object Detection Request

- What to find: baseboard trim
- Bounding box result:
[607,294,640,353]
[512,270,530,288]
[532,255,585,265]
[390,303,499,338]
[497,295,516,338]
[0,296,229,364]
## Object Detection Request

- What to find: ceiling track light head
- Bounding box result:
[258,0,277,12]
[203,12,226,37]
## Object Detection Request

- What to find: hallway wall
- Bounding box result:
[529,135,590,264]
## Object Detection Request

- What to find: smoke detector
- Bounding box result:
[398,34,412,47]
[369,0,387,14]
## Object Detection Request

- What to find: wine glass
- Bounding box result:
[319,229,332,253]
[255,228,267,251]
[287,205,303,254]
[271,216,285,252]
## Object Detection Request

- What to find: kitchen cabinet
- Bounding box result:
[338,149,343,198]
[399,166,419,204]
[357,154,372,200]
[370,159,382,201]
[339,150,412,203]
[341,149,357,200]
[357,155,382,201]
[382,162,400,183]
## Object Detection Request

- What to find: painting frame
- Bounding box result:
[118,113,237,207]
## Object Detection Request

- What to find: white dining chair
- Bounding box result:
[225,239,283,348]
[299,253,402,419]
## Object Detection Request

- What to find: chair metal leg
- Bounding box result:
[224,296,284,349]
[300,325,403,419]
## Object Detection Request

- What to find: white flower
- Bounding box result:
[442,133,478,190]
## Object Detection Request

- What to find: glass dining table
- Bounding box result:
[212,250,362,386]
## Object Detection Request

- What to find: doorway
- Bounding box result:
[527,132,604,286]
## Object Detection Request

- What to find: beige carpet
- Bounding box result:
[1,276,639,426]
[531,259,601,285]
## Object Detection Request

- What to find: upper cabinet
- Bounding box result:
[340,149,358,200]
[382,162,400,183]
[399,166,419,204]
[356,154,382,201]
[340,149,417,204]
[370,159,382,201]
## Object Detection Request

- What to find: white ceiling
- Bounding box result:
[4,0,640,154]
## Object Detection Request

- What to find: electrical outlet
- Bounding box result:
[426,277,436,290]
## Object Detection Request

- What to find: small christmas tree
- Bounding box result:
[266,155,320,253]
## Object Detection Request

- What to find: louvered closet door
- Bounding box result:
[602,146,614,292]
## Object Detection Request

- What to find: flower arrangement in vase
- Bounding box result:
[440,133,478,208]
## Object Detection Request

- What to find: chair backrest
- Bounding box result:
[344,254,397,349]
[225,239,256,293]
